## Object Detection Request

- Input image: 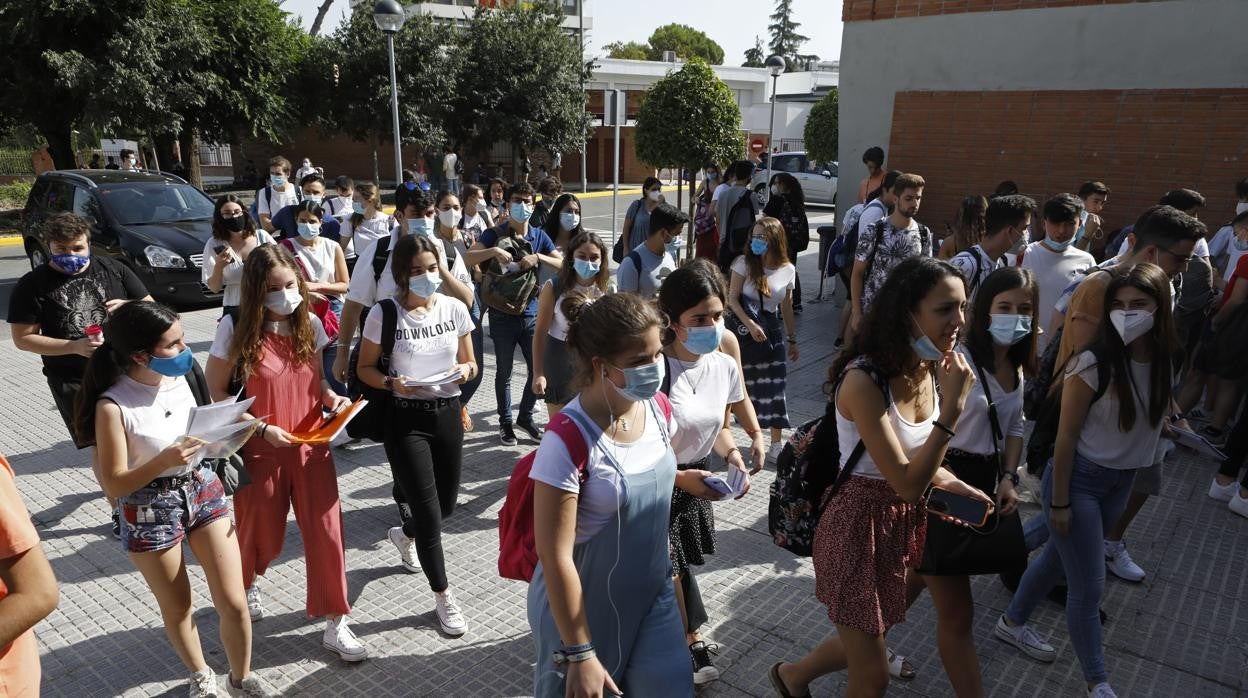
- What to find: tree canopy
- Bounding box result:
[605,24,725,65]
[635,59,743,171]
[605,41,649,61]
[743,36,765,68]
[803,89,838,165]
[768,0,816,71]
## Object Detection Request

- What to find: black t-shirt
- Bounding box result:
[7,256,148,379]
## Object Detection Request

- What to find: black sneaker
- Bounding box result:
[111,508,122,540]
[690,641,720,685]
[793,305,804,314]
[515,417,543,442]
[499,423,518,446]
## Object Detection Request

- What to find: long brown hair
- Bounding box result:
[557,232,611,294]
[349,182,380,228]
[949,195,988,256]
[964,266,1039,376]
[744,217,789,298]
[563,292,664,392]
[1090,263,1176,431]
[229,245,317,381]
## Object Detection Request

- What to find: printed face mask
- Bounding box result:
[264,288,304,315]
[606,358,666,402]
[988,313,1032,346]
[1109,309,1155,345]
[682,320,724,356]
[750,238,768,256]
[50,252,90,274]
[147,347,193,377]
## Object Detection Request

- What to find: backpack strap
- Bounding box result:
[971,356,1005,476]
[380,297,399,359]
[372,237,392,283]
[827,357,891,493]
[552,408,594,485]
[280,238,316,282]
[659,355,673,396]
[184,360,211,407]
[628,249,644,287]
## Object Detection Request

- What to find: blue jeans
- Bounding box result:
[488,310,537,424]
[1023,508,1049,551]
[1006,454,1136,684]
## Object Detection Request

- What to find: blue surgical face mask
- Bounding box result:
[408,270,442,298]
[1073,212,1088,243]
[572,258,600,279]
[352,201,366,215]
[146,347,193,377]
[269,173,285,187]
[510,202,534,223]
[988,313,1032,347]
[1041,235,1074,253]
[304,194,323,206]
[406,216,435,237]
[560,211,581,231]
[910,314,943,361]
[606,358,666,402]
[749,238,768,256]
[297,222,320,240]
[682,320,724,356]
[51,252,90,274]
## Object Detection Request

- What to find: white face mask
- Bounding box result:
[1237,202,1248,216]
[1109,309,1155,345]
[438,208,462,229]
[264,288,304,316]
[647,190,662,202]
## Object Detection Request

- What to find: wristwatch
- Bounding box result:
[1002,470,1020,487]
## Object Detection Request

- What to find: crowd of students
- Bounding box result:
[1,147,1244,698]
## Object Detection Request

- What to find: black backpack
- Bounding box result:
[769,357,889,556]
[345,297,399,443]
[717,189,759,274]
[1024,345,1110,475]
[183,360,251,494]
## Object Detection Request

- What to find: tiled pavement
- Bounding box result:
[2,242,1246,697]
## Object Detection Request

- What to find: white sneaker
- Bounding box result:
[188,669,220,697]
[387,526,420,573]
[1104,541,1145,582]
[1088,682,1118,698]
[1209,478,1238,502]
[225,673,275,697]
[245,585,264,621]
[993,615,1056,662]
[435,589,467,636]
[1230,492,1248,519]
[767,443,784,462]
[322,615,368,662]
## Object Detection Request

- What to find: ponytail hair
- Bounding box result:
[563,291,664,392]
[73,301,179,443]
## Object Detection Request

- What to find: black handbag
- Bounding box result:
[918,360,1027,577]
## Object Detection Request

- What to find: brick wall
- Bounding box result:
[886,89,1248,234]
[843,0,1159,22]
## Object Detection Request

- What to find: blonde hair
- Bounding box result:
[229,245,317,381]
[744,217,789,298]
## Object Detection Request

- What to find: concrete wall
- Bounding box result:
[837,0,1248,217]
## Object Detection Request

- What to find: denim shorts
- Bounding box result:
[119,466,230,554]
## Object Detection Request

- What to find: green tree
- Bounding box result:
[803,88,838,165]
[768,0,810,72]
[743,35,765,68]
[319,9,459,175]
[604,40,649,61]
[450,3,592,165]
[646,24,724,65]
[635,59,743,243]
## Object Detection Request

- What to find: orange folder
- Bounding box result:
[288,399,369,444]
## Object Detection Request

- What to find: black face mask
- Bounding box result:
[222,215,246,233]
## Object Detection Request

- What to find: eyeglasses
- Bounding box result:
[1159,247,1196,265]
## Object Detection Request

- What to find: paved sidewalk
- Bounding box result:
[2,247,1245,697]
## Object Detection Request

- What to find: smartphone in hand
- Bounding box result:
[927,486,991,527]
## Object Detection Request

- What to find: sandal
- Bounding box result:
[887,647,917,681]
[768,662,811,698]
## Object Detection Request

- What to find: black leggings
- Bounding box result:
[1218,402,1248,489]
[383,397,464,593]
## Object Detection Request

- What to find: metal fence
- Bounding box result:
[0,149,35,176]
[199,143,233,168]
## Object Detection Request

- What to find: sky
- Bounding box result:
[281,0,844,65]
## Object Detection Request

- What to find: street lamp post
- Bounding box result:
[374,0,407,187]
[764,55,786,205]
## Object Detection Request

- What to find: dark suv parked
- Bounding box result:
[22,170,222,307]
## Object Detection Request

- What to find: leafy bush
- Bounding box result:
[0,179,33,211]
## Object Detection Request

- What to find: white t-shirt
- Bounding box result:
[256,185,298,217]
[730,257,796,313]
[947,346,1026,456]
[1114,234,1209,260]
[443,153,459,180]
[711,182,729,204]
[209,313,330,361]
[101,375,199,478]
[1019,242,1095,342]
[1222,243,1248,282]
[545,280,604,342]
[950,245,1002,300]
[345,235,473,308]
[1067,351,1161,470]
[341,212,394,259]
[529,398,675,543]
[200,231,276,307]
[323,196,351,220]
[855,199,888,237]
[666,353,744,464]
[284,238,340,288]
[835,373,936,481]
[363,296,472,399]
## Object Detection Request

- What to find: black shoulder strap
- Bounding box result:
[184,361,211,407]
[380,297,399,359]
[372,237,392,283]
[629,249,644,286]
[441,236,458,269]
[972,358,1004,474]
[660,355,673,396]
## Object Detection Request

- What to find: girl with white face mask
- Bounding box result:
[356,234,477,639]
[622,176,664,252]
[284,201,350,396]
[655,260,766,686]
[528,292,692,698]
[203,245,366,665]
[998,264,1177,698]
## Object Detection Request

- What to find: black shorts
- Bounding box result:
[47,375,91,449]
[1193,321,1248,381]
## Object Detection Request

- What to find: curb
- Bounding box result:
[0,235,21,248]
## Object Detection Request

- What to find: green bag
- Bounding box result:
[480,233,539,315]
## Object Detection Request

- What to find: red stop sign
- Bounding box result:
[749,137,766,153]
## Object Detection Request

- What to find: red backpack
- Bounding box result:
[497,395,672,582]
